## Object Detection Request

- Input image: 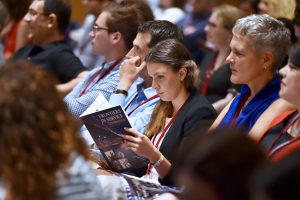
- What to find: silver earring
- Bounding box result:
[48,24,52,28]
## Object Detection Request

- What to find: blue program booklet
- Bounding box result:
[81,105,148,172]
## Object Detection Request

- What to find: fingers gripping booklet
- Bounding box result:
[80,93,149,172]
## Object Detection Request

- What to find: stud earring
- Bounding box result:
[48,24,52,28]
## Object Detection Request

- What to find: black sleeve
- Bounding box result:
[51,49,85,83]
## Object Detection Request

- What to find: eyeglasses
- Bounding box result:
[92,25,109,33]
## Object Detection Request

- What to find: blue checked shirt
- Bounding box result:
[64,59,122,117]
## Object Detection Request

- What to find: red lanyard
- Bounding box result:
[79,58,122,97]
[146,97,189,174]
[201,52,218,96]
[128,94,159,116]
[267,113,300,156]
[268,136,300,158]
[230,91,250,126]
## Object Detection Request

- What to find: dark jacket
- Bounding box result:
[159,91,217,185]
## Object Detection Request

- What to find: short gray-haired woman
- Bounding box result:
[211,14,293,136]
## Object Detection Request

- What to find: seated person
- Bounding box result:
[97,40,216,187]
[210,14,291,136]
[11,0,85,83]
[109,20,183,134]
[176,127,265,200]
[200,4,244,113]
[1,0,31,59]
[257,43,300,161]
[64,3,141,117]
[80,20,184,149]
[0,61,105,200]
[177,0,219,64]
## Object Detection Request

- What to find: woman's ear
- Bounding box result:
[179,67,187,81]
[263,51,275,70]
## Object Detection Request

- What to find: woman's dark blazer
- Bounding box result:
[159,91,217,165]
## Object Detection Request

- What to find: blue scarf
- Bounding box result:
[219,74,281,132]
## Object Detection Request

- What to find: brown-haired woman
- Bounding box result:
[123,39,216,184]
[0,61,105,200]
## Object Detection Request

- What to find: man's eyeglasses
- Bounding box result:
[92,25,109,33]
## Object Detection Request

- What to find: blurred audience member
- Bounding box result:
[117,0,154,22]
[278,17,298,44]
[251,149,300,200]
[176,127,265,200]
[211,15,291,135]
[293,0,300,40]
[11,0,85,83]
[0,1,9,65]
[276,17,298,67]
[200,4,244,113]
[153,0,186,24]
[0,0,32,59]
[72,0,112,69]
[258,0,296,20]
[177,0,220,64]
[239,0,259,15]
[0,61,105,200]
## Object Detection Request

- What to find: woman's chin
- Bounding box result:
[230,77,242,85]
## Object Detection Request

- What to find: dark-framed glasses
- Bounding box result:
[92,25,109,33]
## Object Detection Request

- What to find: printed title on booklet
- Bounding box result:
[98,108,126,124]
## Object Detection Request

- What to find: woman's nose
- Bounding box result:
[152,80,158,90]
[226,53,234,64]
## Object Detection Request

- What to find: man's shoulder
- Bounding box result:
[11,45,35,59]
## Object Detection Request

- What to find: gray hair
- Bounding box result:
[232,14,291,69]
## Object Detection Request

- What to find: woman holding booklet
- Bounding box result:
[122,39,216,184]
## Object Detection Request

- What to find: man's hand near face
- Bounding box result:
[117,56,146,91]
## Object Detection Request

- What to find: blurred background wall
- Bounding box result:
[70,0,239,23]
